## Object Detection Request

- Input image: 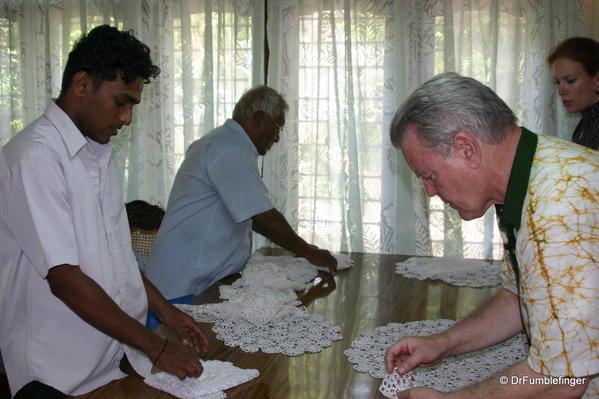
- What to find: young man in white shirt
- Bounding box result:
[0,25,208,398]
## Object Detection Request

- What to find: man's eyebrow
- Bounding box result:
[120,93,141,104]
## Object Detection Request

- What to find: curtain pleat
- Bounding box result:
[0,0,259,206]
[0,0,592,258]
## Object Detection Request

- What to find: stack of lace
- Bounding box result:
[178,253,352,356]
[144,360,259,399]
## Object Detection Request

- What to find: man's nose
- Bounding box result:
[120,107,133,126]
[423,180,437,197]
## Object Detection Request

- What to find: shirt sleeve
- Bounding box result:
[3,157,79,277]
[518,175,599,378]
[206,146,273,223]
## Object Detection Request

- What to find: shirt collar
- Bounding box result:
[496,127,538,231]
[581,101,599,119]
[224,119,259,156]
[44,101,113,159]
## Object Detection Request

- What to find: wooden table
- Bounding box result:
[73,253,498,399]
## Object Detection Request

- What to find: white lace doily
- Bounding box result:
[395,257,501,287]
[345,319,528,392]
[251,252,353,274]
[233,258,318,292]
[144,359,259,399]
[180,295,300,324]
[180,304,342,356]
[177,253,344,356]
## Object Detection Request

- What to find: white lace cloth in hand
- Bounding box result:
[249,252,353,274]
[379,368,416,398]
[345,319,528,392]
[395,257,501,287]
[334,253,354,270]
[315,253,354,272]
[144,359,259,399]
[230,259,317,292]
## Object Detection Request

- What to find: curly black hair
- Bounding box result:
[60,25,160,95]
[126,200,165,231]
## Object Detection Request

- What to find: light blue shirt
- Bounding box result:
[145,120,273,298]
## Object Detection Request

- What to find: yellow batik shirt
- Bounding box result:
[499,129,599,397]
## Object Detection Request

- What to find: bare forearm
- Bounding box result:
[142,274,172,322]
[442,288,523,356]
[445,361,590,399]
[252,209,337,271]
[48,265,162,358]
[252,208,311,256]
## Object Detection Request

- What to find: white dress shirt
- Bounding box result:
[0,102,148,395]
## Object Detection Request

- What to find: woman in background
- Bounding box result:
[548,37,599,149]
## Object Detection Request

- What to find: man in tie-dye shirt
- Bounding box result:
[385,72,597,398]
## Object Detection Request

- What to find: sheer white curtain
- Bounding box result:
[0,0,595,258]
[264,0,593,258]
[0,0,264,206]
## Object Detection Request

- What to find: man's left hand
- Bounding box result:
[163,306,208,354]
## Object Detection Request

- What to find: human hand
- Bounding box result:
[385,335,448,375]
[397,387,446,398]
[162,306,208,354]
[153,339,204,379]
[305,247,337,273]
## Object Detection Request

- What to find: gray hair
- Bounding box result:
[232,85,289,119]
[390,72,518,155]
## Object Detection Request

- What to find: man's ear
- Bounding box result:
[452,132,482,168]
[71,71,93,99]
[251,111,268,130]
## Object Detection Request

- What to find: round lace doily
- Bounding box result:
[395,257,501,287]
[144,359,259,399]
[345,319,528,392]
[212,308,342,356]
[181,304,342,356]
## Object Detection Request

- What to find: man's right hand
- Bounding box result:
[305,247,337,273]
[153,339,204,380]
[47,266,205,380]
[385,334,450,375]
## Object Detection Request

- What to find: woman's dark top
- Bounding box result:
[572,101,599,150]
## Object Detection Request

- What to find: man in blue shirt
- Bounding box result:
[146,86,337,299]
